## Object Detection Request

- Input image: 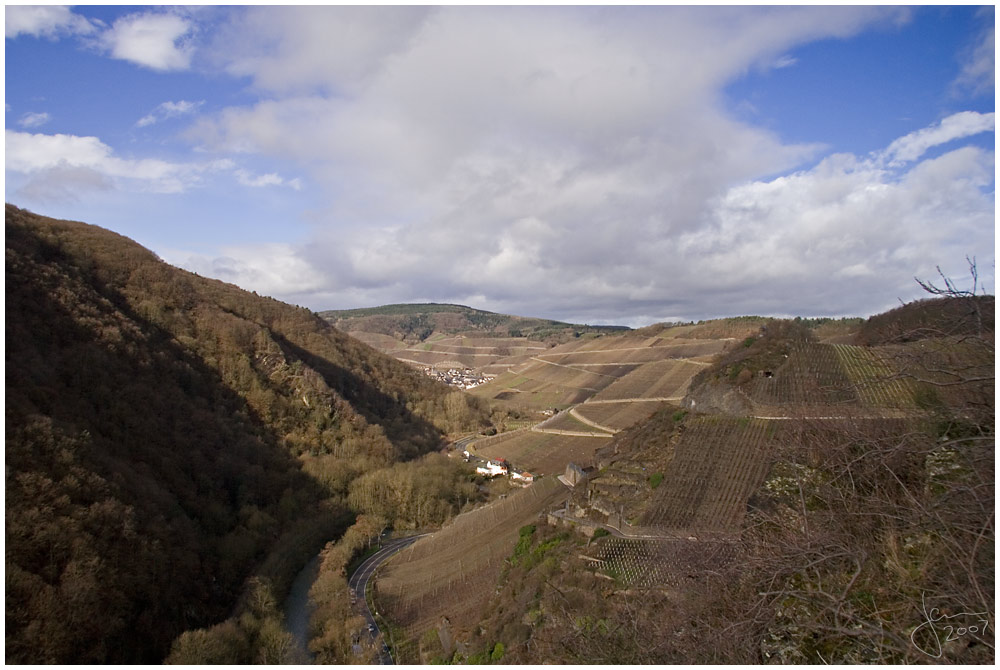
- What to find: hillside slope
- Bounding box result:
[5,205,489,663]
[388,304,994,664]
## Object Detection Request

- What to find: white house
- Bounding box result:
[476,459,509,477]
[510,470,534,485]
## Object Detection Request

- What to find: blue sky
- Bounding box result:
[5,5,995,326]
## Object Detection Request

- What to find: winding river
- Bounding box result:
[283,554,321,662]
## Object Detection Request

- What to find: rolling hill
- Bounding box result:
[319,302,629,344]
[319,303,631,375]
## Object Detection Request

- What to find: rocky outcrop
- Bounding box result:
[682,379,753,416]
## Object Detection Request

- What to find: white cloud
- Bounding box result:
[771,55,798,69]
[6,131,114,172]
[671,141,994,318]
[953,22,994,95]
[882,111,995,165]
[136,100,204,127]
[18,112,51,128]
[4,129,296,207]
[164,244,328,299]
[16,165,115,204]
[234,169,301,190]
[100,11,194,71]
[5,5,97,39]
[5,130,232,197]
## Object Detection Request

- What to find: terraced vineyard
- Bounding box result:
[572,401,667,432]
[590,358,704,402]
[393,349,491,368]
[587,537,737,588]
[471,328,737,467]
[373,478,568,651]
[676,318,769,340]
[526,359,642,377]
[517,358,620,390]
[537,342,723,365]
[368,332,555,370]
[640,416,778,531]
[833,344,919,409]
[345,330,409,352]
[474,430,612,474]
[738,342,926,411]
[542,334,666,352]
[471,370,594,409]
[744,342,859,407]
[473,329,731,412]
[470,364,615,410]
[536,409,613,434]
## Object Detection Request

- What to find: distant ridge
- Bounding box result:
[323,302,497,318]
[319,302,630,343]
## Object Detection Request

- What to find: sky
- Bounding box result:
[5,4,995,327]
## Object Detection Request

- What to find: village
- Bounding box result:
[422,366,495,390]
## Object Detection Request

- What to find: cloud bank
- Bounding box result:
[181,6,992,323]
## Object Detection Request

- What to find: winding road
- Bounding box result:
[348,534,427,664]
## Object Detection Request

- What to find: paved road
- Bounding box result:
[348,534,426,664]
[582,396,685,405]
[568,406,619,434]
[450,435,480,452]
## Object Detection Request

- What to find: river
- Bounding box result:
[283,553,321,663]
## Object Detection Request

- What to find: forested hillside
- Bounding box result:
[4,205,489,663]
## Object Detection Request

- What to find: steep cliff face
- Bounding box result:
[5,205,489,663]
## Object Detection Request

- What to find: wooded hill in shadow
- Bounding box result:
[5,205,490,663]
